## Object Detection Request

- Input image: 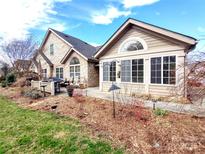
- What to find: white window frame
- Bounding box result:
[42,69,47,78]
[121,59,144,83]
[102,61,116,82]
[50,44,54,55]
[70,64,80,81]
[56,67,63,79]
[118,37,148,53]
[150,55,177,86]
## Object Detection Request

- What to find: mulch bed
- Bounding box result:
[1,87,205,153]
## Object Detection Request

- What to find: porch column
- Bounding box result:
[99,62,103,91]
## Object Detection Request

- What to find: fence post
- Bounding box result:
[39,81,42,90]
[50,81,55,96]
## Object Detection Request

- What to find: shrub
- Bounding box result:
[6,73,16,85]
[153,108,168,116]
[1,80,7,87]
[23,88,42,99]
[0,76,5,83]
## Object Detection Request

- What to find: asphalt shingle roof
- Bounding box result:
[51,29,98,59]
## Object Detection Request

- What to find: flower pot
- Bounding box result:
[67,87,74,97]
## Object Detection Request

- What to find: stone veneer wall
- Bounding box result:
[87,62,99,87]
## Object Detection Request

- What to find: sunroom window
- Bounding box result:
[151,56,176,84]
[121,59,144,83]
[121,60,131,82]
[103,62,116,82]
[163,56,176,84]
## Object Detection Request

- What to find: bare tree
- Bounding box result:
[0,60,10,77]
[186,48,205,105]
[1,36,37,72]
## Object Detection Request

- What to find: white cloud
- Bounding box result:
[0,0,71,41]
[122,0,160,8]
[197,26,205,33]
[91,6,131,25]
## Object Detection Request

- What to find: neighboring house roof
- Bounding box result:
[50,29,97,59]
[39,50,53,67]
[94,18,198,58]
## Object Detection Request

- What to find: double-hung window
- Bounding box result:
[151,56,176,84]
[103,61,116,81]
[121,59,144,83]
[56,68,63,79]
[70,57,80,81]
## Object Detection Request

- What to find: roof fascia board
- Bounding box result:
[72,48,88,61]
[60,48,73,64]
[48,29,88,61]
[49,29,74,48]
[94,20,130,58]
[130,19,196,45]
[94,18,197,58]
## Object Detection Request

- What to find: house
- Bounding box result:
[94,18,197,96]
[31,18,197,97]
[30,28,99,87]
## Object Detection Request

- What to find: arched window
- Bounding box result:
[119,37,147,53]
[70,57,80,81]
[70,57,80,65]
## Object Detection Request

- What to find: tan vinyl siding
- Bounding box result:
[148,85,176,96]
[99,26,187,96]
[103,27,182,58]
[102,82,146,95]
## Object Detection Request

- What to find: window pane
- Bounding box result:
[151,57,161,84]
[170,56,176,63]
[121,60,131,82]
[75,66,80,73]
[70,57,80,65]
[50,44,54,55]
[132,59,144,83]
[163,56,176,84]
[110,62,116,81]
[60,68,63,78]
[103,62,109,81]
[70,66,74,72]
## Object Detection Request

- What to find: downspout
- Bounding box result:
[183,53,186,97]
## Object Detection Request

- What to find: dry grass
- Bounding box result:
[1,87,205,153]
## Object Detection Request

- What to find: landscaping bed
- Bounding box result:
[1,87,205,153]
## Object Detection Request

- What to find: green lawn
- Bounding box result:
[0,96,123,154]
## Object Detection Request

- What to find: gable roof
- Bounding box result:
[49,28,97,60]
[94,18,198,58]
[33,49,53,67]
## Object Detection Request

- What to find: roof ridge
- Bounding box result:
[49,28,95,48]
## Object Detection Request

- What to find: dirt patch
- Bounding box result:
[1,87,205,153]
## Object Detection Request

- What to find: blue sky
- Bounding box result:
[0,0,205,50]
